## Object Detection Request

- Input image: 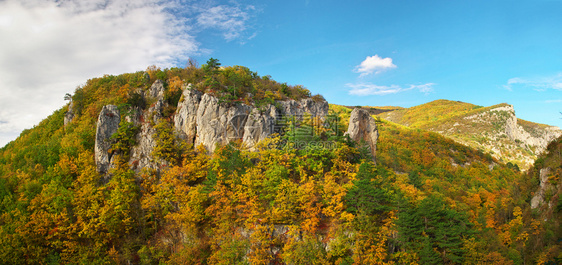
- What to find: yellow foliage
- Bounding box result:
[281,227,330,265]
[169,76,183,92]
[247,224,275,264]
[146,65,161,80]
[353,212,396,265]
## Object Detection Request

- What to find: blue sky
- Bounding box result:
[1,0,561,146]
[197,0,562,125]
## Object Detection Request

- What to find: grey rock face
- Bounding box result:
[94,80,168,175]
[195,94,252,152]
[129,123,159,172]
[237,224,292,258]
[465,104,562,167]
[242,105,279,150]
[146,80,167,124]
[128,79,332,171]
[440,104,562,169]
[299,98,330,117]
[172,89,330,153]
[278,98,329,118]
[129,80,168,173]
[64,101,75,126]
[148,79,165,99]
[499,104,562,151]
[125,106,142,126]
[345,108,378,161]
[150,99,166,124]
[531,168,552,209]
[95,105,121,174]
[174,85,202,144]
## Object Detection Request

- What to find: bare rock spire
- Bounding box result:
[94,105,120,174]
[345,108,378,162]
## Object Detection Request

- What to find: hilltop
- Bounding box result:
[377,99,562,169]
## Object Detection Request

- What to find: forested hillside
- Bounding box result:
[378,100,562,170]
[525,135,562,260]
[0,62,560,264]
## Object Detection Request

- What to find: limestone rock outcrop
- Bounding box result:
[92,79,332,173]
[129,80,168,172]
[129,122,159,172]
[174,84,202,144]
[531,168,554,209]
[95,105,120,174]
[460,104,562,168]
[345,108,378,161]
[242,105,279,150]
[173,89,329,153]
[278,98,329,118]
[64,101,75,126]
[380,101,562,169]
[148,79,165,99]
[498,104,562,151]
[465,104,562,152]
[194,93,253,152]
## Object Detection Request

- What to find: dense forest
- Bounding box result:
[0,60,560,264]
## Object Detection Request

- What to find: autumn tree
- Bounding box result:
[397,195,473,264]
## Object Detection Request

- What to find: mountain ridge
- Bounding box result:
[376,99,562,169]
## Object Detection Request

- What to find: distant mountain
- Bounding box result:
[377,99,562,170]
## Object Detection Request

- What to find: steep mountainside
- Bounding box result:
[378,99,562,169]
[526,135,562,261]
[0,63,560,264]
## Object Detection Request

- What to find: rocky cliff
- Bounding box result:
[345,108,378,161]
[379,100,562,169]
[173,85,202,144]
[530,168,554,210]
[174,86,329,153]
[94,105,120,175]
[95,80,330,174]
[64,101,75,126]
[461,104,561,168]
[128,80,169,172]
[465,104,561,151]
[528,135,562,218]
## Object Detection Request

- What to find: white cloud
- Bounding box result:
[545,99,562,103]
[0,0,257,147]
[504,73,562,91]
[196,4,255,41]
[354,54,397,77]
[347,83,435,96]
[348,53,433,96]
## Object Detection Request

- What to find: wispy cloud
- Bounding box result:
[0,0,258,147]
[347,83,435,96]
[197,4,256,41]
[354,54,397,77]
[504,73,562,91]
[545,99,562,103]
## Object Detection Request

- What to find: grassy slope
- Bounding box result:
[377,99,483,128]
[377,99,554,169]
